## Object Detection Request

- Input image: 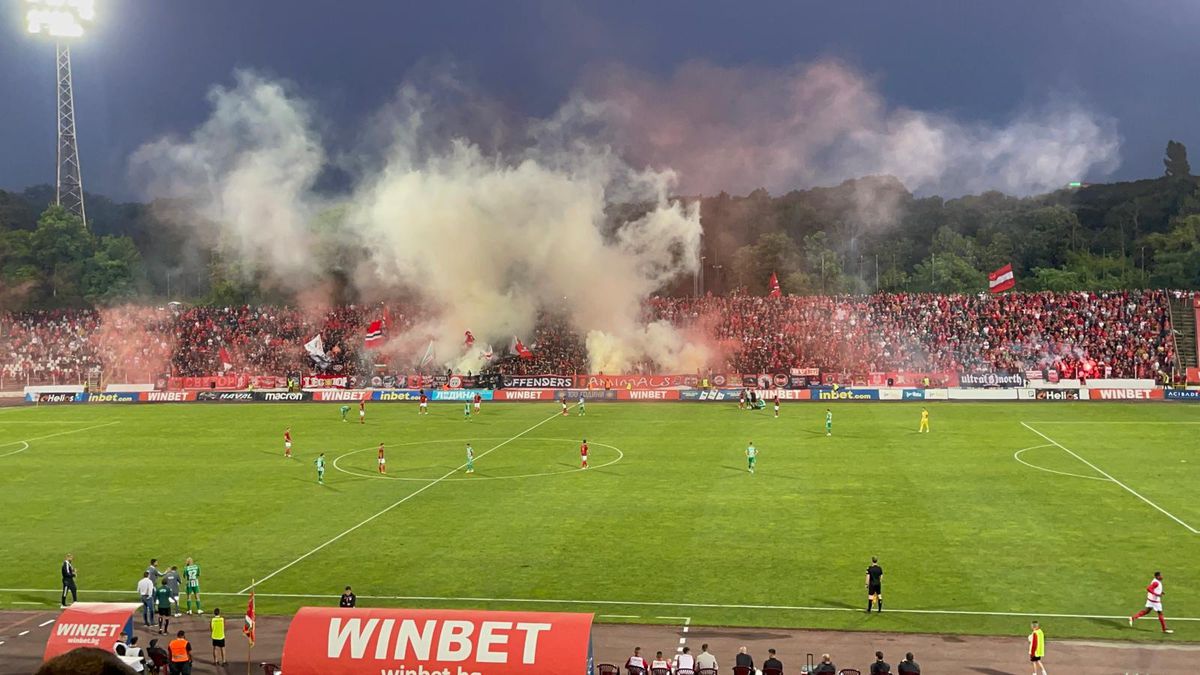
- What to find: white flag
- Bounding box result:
[304,334,331,369]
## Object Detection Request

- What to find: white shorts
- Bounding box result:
[1146,600,1163,612]
[774,405,779,411]
[420,402,427,408]
[473,403,480,410]
[359,410,365,417]
[378,458,385,465]
[285,442,292,449]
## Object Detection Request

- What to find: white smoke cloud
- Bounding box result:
[132,69,704,373]
[587,60,1121,197]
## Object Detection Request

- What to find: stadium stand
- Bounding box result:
[0,290,1184,387]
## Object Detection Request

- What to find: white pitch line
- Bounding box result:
[1013,445,1110,482]
[17,631,28,636]
[1022,422,1199,534]
[240,408,571,593]
[38,619,53,627]
[0,421,120,458]
[4,588,1200,622]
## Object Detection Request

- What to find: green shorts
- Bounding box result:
[748,457,756,465]
[186,585,199,594]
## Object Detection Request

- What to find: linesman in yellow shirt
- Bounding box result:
[918,407,930,433]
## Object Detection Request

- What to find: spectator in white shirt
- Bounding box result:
[136,572,155,627]
[674,645,695,672]
[694,643,718,671]
[625,646,648,673]
[649,651,672,672]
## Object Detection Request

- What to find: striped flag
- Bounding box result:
[364,320,384,348]
[988,264,1015,293]
[243,590,255,646]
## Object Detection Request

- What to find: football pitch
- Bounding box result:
[0,400,1196,642]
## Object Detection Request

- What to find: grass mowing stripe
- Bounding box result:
[239,407,571,593]
[7,588,1200,622]
[1021,422,1199,534]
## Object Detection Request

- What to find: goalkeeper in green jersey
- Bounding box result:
[340,405,350,422]
[315,452,326,484]
[746,442,758,474]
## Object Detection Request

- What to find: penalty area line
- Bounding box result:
[1021,422,1198,534]
[239,408,571,593]
[4,588,1200,622]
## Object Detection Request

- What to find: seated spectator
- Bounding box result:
[813,654,836,674]
[649,650,672,672]
[734,646,754,671]
[694,643,718,671]
[762,647,783,672]
[625,646,648,673]
[870,650,891,674]
[897,652,920,674]
[673,646,695,672]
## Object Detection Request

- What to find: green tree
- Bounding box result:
[1164,140,1191,178]
[1147,215,1200,287]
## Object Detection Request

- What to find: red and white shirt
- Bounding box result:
[625,655,647,671]
[1147,578,1164,603]
[284,431,291,442]
[650,659,672,672]
[580,442,588,458]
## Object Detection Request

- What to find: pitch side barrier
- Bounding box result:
[23,385,1198,404]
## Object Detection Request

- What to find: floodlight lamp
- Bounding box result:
[25,0,94,38]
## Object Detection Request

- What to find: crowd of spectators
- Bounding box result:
[0,290,1185,386]
[611,643,920,674]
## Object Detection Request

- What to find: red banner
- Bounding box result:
[865,371,958,387]
[616,389,681,401]
[1088,388,1164,400]
[302,374,349,389]
[281,607,593,675]
[168,375,285,390]
[44,603,140,660]
[312,389,370,402]
[1188,367,1200,384]
[574,374,701,389]
[493,389,554,401]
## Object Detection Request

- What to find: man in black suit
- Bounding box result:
[762,648,783,672]
[734,646,754,671]
[61,554,77,608]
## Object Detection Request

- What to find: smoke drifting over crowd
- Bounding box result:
[587,60,1121,198]
[130,60,1121,371]
[131,70,704,373]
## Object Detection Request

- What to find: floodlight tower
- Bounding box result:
[26,0,95,226]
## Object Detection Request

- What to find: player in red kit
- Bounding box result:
[283,427,292,458]
[561,395,568,416]
[419,391,428,415]
[580,439,589,469]
[377,443,386,474]
[1129,571,1173,633]
[473,392,482,415]
[359,400,366,424]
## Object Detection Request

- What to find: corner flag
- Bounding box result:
[243,590,255,646]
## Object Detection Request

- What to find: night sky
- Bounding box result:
[2,0,1198,200]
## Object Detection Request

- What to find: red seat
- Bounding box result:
[626,667,647,675]
[734,667,755,675]
[597,665,619,675]
[260,664,282,675]
[696,670,718,675]
[676,669,695,675]
[651,669,671,675]
[838,670,862,675]
[764,669,783,675]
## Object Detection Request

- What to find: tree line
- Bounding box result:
[2,141,1199,310]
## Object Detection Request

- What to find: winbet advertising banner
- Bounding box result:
[281,607,594,675]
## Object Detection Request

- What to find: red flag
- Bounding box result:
[218,346,234,372]
[513,336,533,360]
[243,590,255,646]
[364,320,384,348]
[464,330,475,347]
[768,272,782,298]
[989,264,1015,293]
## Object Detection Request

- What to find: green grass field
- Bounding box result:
[1,400,1196,641]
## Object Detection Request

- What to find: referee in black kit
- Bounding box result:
[61,554,78,608]
[866,556,883,613]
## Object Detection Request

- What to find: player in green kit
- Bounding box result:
[183,557,202,615]
[746,441,757,474]
[463,403,471,420]
[825,408,833,436]
[465,443,475,473]
[340,405,350,422]
[315,452,326,484]
[578,395,586,416]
